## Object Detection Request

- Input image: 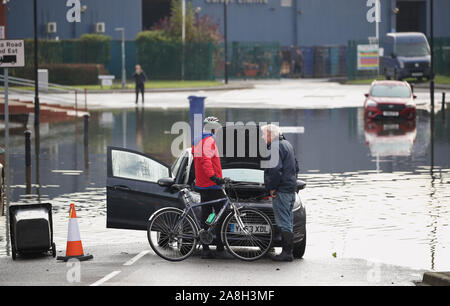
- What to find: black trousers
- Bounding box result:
[199,188,227,249]
[135,84,145,102]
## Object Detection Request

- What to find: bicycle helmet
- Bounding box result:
[203,116,222,131]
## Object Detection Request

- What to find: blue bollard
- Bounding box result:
[188,96,206,146]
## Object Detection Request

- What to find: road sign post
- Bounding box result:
[1,39,25,223]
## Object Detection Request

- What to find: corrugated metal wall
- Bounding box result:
[4,0,450,50]
[6,0,142,40]
[192,0,450,46]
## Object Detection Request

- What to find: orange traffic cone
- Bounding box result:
[57,203,93,262]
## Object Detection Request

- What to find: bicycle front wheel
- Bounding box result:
[147,208,198,262]
[222,208,273,261]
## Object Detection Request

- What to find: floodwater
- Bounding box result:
[1,106,450,271]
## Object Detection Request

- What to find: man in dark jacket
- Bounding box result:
[261,124,299,262]
[133,65,147,104]
[192,116,232,259]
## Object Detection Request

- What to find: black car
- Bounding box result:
[106,129,307,258]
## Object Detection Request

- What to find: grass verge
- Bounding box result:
[9,80,224,91]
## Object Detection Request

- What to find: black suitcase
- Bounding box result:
[9,203,56,260]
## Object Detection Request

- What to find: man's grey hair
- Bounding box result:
[261,124,281,140]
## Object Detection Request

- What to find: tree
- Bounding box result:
[150,0,222,43]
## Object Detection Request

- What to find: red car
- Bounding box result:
[364,80,417,120]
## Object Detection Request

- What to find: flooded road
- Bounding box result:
[1,105,449,271]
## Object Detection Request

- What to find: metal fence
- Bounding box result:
[136,41,215,80]
[435,37,450,77]
[135,41,282,80]
[224,42,282,79]
[347,39,383,81]
[3,39,413,82]
[106,40,137,79]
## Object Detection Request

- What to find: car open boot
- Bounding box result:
[271,231,293,262]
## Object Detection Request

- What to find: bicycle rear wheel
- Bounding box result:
[222,208,273,261]
[147,208,198,262]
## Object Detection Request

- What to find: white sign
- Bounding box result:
[0,40,25,68]
[357,44,379,71]
[99,75,115,87]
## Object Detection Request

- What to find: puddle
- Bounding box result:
[1,106,450,270]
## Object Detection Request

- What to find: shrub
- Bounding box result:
[77,34,111,65]
[11,64,108,85]
[23,39,63,65]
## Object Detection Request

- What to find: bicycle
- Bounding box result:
[147,182,274,262]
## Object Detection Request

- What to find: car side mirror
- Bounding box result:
[296,180,307,192]
[364,93,369,98]
[158,177,175,187]
[413,95,417,99]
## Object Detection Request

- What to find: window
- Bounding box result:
[371,84,411,98]
[171,153,184,179]
[395,42,430,57]
[111,150,169,183]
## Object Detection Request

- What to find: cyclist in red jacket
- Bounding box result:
[193,116,232,259]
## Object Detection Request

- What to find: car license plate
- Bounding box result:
[412,72,423,77]
[383,124,399,130]
[383,111,399,117]
[229,223,271,234]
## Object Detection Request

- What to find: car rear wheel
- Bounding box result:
[293,231,306,259]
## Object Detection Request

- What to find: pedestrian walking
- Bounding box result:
[293,49,304,78]
[261,124,299,262]
[192,116,232,260]
[133,65,147,104]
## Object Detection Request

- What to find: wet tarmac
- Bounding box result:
[1,105,449,271]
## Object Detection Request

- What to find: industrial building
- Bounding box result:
[1,0,449,45]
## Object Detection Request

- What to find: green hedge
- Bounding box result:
[23,39,63,65]
[77,34,111,65]
[10,64,108,85]
[23,35,111,66]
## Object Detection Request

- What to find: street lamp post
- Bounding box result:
[115,27,126,90]
[375,0,380,78]
[33,0,40,126]
[181,0,186,81]
[430,0,435,112]
[223,0,228,84]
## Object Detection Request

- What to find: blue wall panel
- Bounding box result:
[4,0,450,46]
[6,0,142,40]
[434,0,450,37]
[192,0,450,46]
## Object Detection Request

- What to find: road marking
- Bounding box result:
[123,250,150,266]
[90,271,121,287]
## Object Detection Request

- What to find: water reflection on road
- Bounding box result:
[1,106,450,271]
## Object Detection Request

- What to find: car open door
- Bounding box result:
[106,146,182,230]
